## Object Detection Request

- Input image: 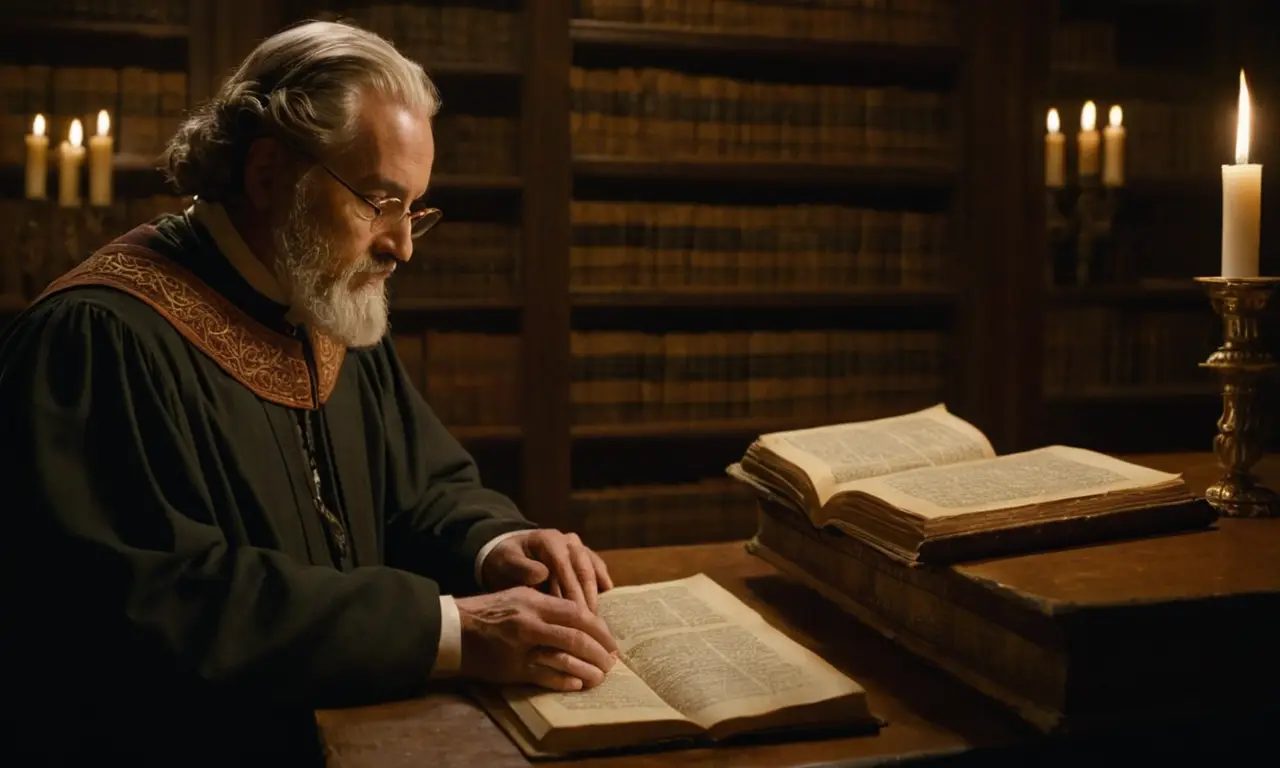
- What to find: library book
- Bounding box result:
[474,574,878,758]
[727,404,1214,563]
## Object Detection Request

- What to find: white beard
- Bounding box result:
[273,187,390,349]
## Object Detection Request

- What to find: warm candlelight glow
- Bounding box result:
[1236,70,1251,164]
[33,113,45,138]
[1081,101,1097,132]
[1109,105,1122,128]
[69,119,83,148]
[1047,107,1060,134]
[97,109,110,137]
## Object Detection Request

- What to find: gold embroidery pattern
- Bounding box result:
[39,247,347,409]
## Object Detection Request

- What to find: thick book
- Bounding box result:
[473,573,879,759]
[727,404,1214,563]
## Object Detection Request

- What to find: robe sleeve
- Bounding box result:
[376,335,538,597]
[2,295,447,708]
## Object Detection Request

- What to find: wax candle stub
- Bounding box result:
[25,113,49,200]
[1077,100,1099,177]
[1102,104,1124,187]
[88,109,114,207]
[58,118,86,208]
[1045,107,1065,188]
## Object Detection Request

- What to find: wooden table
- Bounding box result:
[316,453,1278,767]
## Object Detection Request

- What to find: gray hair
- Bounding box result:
[163,19,440,201]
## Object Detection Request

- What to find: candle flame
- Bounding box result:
[1109,105,1122,128]
[97,109,110,137]
[32,113,45,137]
[1047,107,1060,134]
[69,119,83,148]
[1236,70,1251,164]
[1081,101,1097,132]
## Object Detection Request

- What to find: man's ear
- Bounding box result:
[241,137,292,213]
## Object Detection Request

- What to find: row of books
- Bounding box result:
[0,66,185,163]
[314,3,522,68]
[1,0,188,25]
[394,330,521,428]
[573,0,960,45]
[431,114,519,177]
[570,67,952,165]
[573,478,759,550]
[395,221,521,299]
[570,329,947,424]
[1043,307,1218,395]
[0,195,187,301]
[570,201,949,289]
[1051,20,1116,72]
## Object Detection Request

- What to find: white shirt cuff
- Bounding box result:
[474,529,536,589]
[432,595,461,678]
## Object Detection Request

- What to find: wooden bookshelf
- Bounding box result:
[1050,66,1224,103]
[390,296,521,311]
[573,156,956,188]
[571,414,892,441]
[0,18,190,41]
[1048,281,1205,306]
[448,425,523,442]
[0,294,25,313]
[1044,383,1219,404]
[570,287,957,308]
[569,18,961,73]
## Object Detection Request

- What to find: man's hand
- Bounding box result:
[455,587,619,691]
[482,530,614,612]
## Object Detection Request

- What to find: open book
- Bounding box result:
[476,573,877,758]
[727,404,1213,563]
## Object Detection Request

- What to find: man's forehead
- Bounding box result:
[345,97,434,198]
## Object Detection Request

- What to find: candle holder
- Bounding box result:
[1195,277,1280,518]
[1046,176,1121,286]
[11,199,115,300]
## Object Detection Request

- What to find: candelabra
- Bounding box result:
[1046,177,1120,286]
[1195,277,1280,518]
[11,199,112,299]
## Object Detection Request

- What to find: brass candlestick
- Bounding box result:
[1195,277,1280,518]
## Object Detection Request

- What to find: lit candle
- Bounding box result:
[88,109,113,207]
[58,118,85,209]
[1103,104,1125,187]
[1077,100,1099,178]
[1045,108,1065,188]
[1222,70,1261,278]
[25,113,48,200]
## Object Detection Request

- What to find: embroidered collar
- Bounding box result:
[37,235,346,410]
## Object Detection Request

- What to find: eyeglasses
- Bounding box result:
[318,163,443,239]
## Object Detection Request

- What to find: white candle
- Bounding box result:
[88,109,113,207]
[25,113,48,200]
[1077,100,1099,178]
[58,119,86,208]
[1222,70,1261,278]
[1103,104,1125,187]
[1045,108,1065,188]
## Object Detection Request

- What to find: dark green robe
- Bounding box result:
[0,212,535,765]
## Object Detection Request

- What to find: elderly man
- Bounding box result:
[0,20,616,766]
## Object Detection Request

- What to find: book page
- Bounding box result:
[757,404,996,506]
[847,445,1183,519]
[596,574,864,730]
[504,659,690,736]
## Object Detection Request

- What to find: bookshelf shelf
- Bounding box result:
[571,413,905,440]
[570,287,957,308]
[1,18,190,41]
[569,19,961,72]
[0,294,25,313]
[572,156,956,188]
[1044,383,1219,404]
[421,61,521,78]
[1048,282,1205,306]
[431,174,524,191]
[448,425,523,442]
[390,296,522,311]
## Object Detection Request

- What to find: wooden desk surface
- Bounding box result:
[316,452,1276,767]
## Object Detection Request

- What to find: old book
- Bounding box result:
[476,573,877,758]
[727,403,1211,563]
